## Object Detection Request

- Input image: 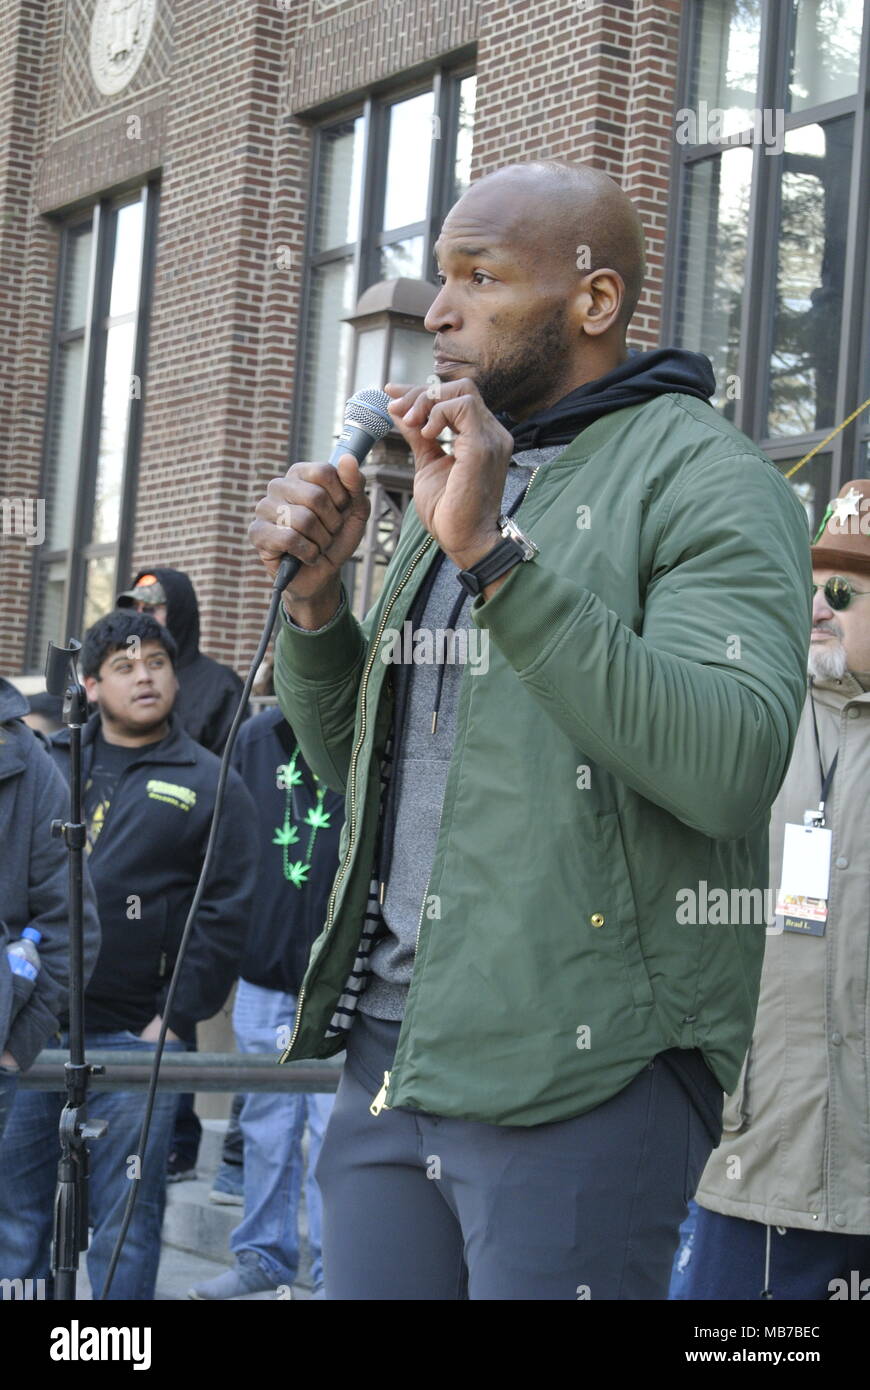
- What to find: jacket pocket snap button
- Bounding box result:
[590,913,605,927]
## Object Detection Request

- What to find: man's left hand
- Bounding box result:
[385,379,514,570]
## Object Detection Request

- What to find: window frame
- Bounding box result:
[664,0,870,499]
[289,59,476,465]
[26,180,159,673]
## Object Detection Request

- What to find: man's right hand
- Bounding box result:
[249,454,371,628]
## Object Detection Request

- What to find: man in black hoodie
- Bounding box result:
[117,567,245,755]
[0,612,258,1299]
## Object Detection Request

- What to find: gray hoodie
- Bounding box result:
[0,679,100,1070]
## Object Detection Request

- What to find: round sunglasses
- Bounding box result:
[812,575,870,610]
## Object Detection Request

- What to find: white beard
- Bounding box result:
[808,639,848,681]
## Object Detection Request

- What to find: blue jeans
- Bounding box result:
[673,1204,870,1300]
[0,1031,182,1300]
[229,979,334,1290]
[0,1065,20,1145]
[668,1199,698,1297]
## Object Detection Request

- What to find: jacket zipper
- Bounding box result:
[279,531,436,1064]
[371,463,543,1114]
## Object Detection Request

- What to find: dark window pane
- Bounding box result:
[772,450,832,536]
[91,320,137,544]
[452,75,476,203]
[314,118,364,252]
[108,198,145,318]
[767,116,852,437]
[686,0,761,141]
[789,0,864,113]
[674,147,753,415]
[299,258,356,459]
[44,337,86,550]
[60,225,93,332]
[382,91,434,232]
[379,235,425,280]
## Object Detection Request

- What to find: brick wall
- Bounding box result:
[0,0,62,670]
[0,0,682,675]
[472,0,681,345]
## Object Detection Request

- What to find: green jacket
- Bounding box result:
[274,394,812,1126]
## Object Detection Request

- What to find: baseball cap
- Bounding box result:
[116,574,167,608]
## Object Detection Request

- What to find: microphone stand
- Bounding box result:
[45,639,106,1302]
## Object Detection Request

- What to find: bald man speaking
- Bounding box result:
[250,161,812,1300]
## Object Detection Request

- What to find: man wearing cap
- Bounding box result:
[117,568,245,756]
[680,479,870,1300]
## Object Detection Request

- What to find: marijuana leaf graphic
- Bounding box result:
[276,763,303,789]
[272,822,300,846]
[285,860,311,886]
[303,805,332,830]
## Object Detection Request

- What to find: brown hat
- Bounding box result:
[116,573,167,608]
[811,479,870,577]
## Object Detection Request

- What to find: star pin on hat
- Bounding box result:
[116,573,167,608]
[811,479,870,576]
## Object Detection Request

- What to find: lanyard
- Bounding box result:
[809,683,838,822]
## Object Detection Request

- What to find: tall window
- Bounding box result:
[27,184,158,671]
[293,67,476,465]
[667,1,869,531]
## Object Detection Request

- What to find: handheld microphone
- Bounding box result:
[274,388,393,594]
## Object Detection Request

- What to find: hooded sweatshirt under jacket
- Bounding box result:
[273,347,813,1126]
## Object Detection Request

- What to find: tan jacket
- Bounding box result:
[696,670,870,1234]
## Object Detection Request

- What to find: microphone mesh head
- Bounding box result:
[345,388,393,440]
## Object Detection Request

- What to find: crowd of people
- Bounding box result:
[1,159,868,1301]
[0,567,343,1300]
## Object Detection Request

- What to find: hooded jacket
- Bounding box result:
[232,707,345,995]
[0,680,101,1070]
[49,710,259,1039]
[127,567,245,754]
[272,355,813,1126]
[695,671,870,1234]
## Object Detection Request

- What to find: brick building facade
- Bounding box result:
[2,0,868,679]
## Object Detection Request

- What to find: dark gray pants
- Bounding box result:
[314,1011,719,1300]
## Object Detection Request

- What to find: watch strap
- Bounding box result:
[456,537,527,597]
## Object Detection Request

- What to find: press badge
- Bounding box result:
[773,816,832,936]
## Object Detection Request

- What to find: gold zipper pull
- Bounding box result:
[370,1070,391,1116]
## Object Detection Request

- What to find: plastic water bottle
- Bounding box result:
[5,927,42,1006]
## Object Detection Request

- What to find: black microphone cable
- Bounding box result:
[100,387,392,1298]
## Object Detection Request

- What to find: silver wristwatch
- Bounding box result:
[497,513,539,561]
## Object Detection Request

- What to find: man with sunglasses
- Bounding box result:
[681,478,870,1301]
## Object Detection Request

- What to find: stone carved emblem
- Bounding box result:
[89,0,157,96]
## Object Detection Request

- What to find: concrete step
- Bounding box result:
[195,1117,231,1179]
[162,1114,317,1293]
[164,1174,243,1261]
